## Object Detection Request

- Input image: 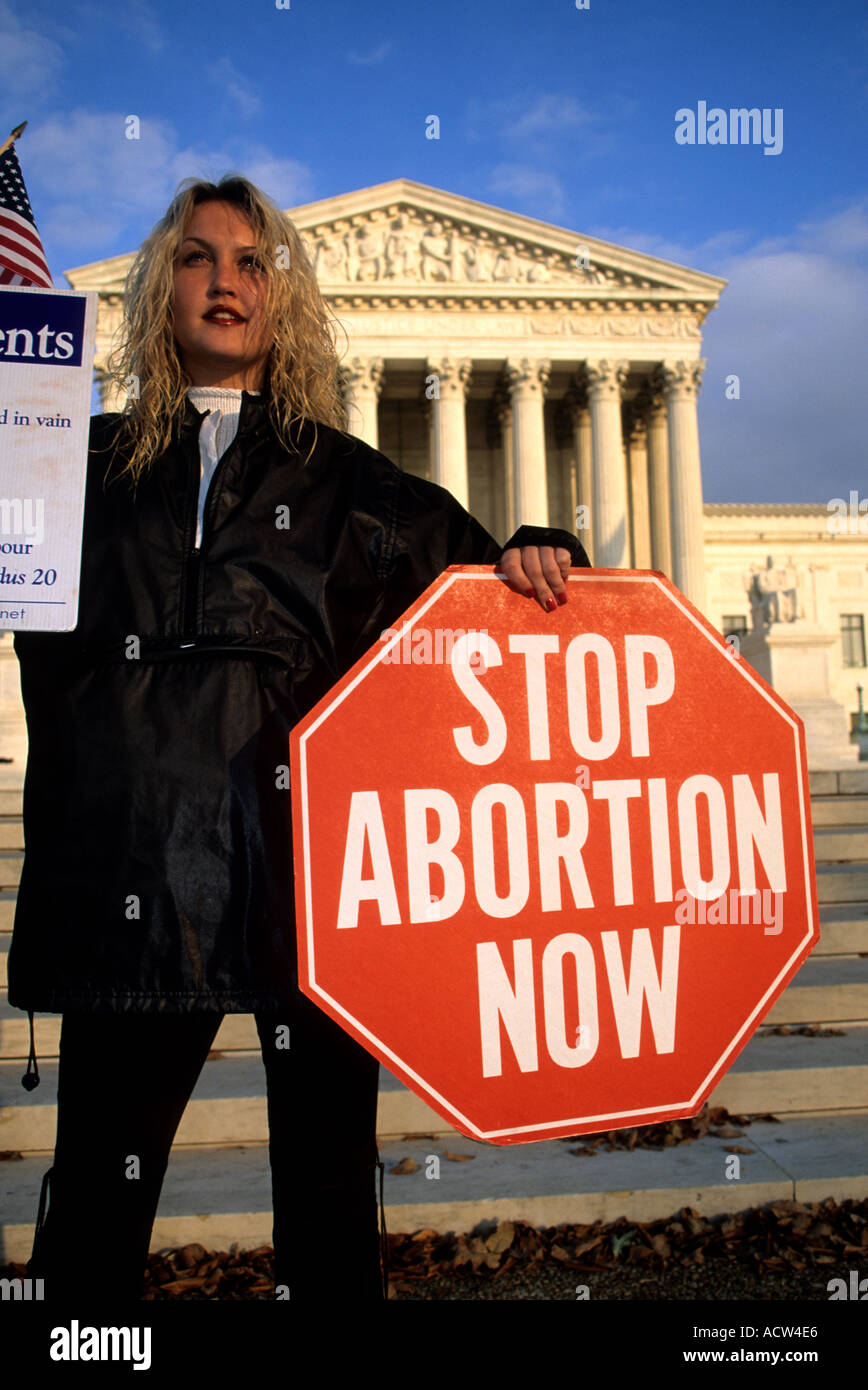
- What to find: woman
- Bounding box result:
[9,176,589,1302]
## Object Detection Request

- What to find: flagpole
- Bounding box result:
[0,123,27,159]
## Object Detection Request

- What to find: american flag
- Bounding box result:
[0,128,52,289]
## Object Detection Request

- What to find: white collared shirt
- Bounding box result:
[187,387,261,547]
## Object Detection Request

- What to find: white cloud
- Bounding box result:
[583,205,868,502]
[118,0,166,54]
[74,0,166,55]
[614,205,868,504]
[209,59,262,118]
[240,153,316,210]
[510,95,595,139]
[488,164,568,221]
[21,110,316,266]
[346,42,394,66]
[468,91,622,162]
[0,0,66,96]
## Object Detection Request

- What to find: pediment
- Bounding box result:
[292,180,725,303]
[64,178,725,307]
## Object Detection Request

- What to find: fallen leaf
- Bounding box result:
[390,1157,420,1175]
[486,1221,515,1254]
[443,1150,475,1162]
[173,1243,208,1269]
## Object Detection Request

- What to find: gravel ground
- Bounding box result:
[387,1262,848,1300]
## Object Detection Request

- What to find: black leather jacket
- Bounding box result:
[8,390,589,1014]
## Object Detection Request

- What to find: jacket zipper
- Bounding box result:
[181,425,233,640]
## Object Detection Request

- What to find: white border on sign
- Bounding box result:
[297,570,817,1141]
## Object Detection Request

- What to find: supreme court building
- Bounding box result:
[68,179,721,617]
[1,179,864,775]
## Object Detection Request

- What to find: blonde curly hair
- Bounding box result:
[104,175,348,486]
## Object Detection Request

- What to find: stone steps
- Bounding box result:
[2,771,866,1266]
[2,1026,866,1155]
[809,769,868,796]
[814,826,868,860]
[811,795,868,827]
[815,862,868,902]
[3,1109,868,1265]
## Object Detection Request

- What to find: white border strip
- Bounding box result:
[297,570,818,1141]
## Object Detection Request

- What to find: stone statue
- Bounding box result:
[419,221,454,281]
[384,213,418,279]
[461,242,491,282]
[353,224,383,281]
[746,555,799,630]
[492,244,523,282]
[306,209,625,290]
[310,228,349,281]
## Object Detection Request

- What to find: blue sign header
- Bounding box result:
[0,290,86,368]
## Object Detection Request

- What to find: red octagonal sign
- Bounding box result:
[290,567,819,1145]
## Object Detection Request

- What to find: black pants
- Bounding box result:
[27,993,384,1301]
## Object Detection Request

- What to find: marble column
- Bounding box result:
[491,393,515,541]
[342,356,385,449]
[566,389,593,563]
[505,357,551,528]
[428,357,472,509]
[643,383,672,576]
[585,359,629,568]
[626,414,651,570]
[96,362,142,414]
[662,359,707,611]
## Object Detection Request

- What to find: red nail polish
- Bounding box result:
[545,596,556,612]
[557,591,567,605]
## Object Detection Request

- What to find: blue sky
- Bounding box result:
[2,0,865,504]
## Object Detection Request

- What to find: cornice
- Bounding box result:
[63,178,727,308]
[704,503,832,516]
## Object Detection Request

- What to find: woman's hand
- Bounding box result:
[497,545,573,612]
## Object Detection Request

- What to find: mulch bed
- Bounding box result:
[136,1193,868,1298]
[2,1197,864,1301]
[3,1106,864,1300]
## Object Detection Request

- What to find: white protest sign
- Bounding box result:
[0,285,98,631]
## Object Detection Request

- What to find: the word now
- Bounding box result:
[477,925,680,1076]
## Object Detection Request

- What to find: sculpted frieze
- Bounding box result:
[331,309,702,342]
[302,206,640,289]
[528,312,702,338]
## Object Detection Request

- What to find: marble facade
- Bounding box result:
[0,181,861,774]
[67,179,725,615]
